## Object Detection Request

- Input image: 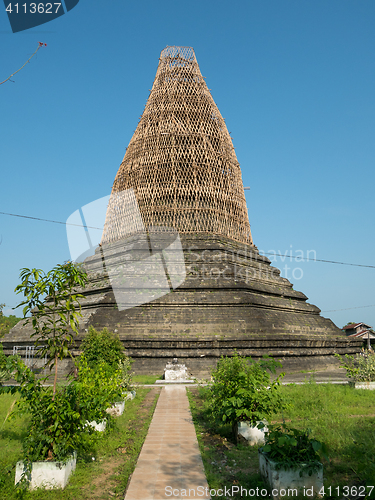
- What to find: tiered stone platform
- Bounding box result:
[4,234,362,378]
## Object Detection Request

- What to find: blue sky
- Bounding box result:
[1,0,374,329]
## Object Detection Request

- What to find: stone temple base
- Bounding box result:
[3,233,362,378]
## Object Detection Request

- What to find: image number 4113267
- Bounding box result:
[4,0,80,33]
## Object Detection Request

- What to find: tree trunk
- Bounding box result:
[53,355,58,400]
[232,421,238,444]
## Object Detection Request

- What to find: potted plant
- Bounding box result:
[259,423,328,499]
[8,360,95,490]
[335,351,375,389]
[6,262,102,490]
[201,351,287,444]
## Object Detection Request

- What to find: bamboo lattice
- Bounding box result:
[101,46,253,245]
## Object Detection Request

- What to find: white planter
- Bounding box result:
[238,420,267,446]
[86,419,107,432]
[106,400,125,417]
[15,452,76,490]
[351,381,375,390]
[259,451,323,499]
[124,390,136,400]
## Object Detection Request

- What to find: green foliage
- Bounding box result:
[14,262,88,395]
[75,354,123,423]
[5,357,98,464]
[201,352,287,438]
[81,326,125,369]
[335,350,375,382]
[0,388,158,499]
[0,305,21,338]
[4,353,125,465]
[261,423,328,474]
[80,326,134,390]
[118,357,134,391]
[0,343,8,383]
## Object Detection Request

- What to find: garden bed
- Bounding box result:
[188,382,375,500]
[0,387,161,499]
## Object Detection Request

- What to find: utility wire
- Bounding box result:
[0,211,102,231]
[261,252,375,269]
[322,304,375,313]
[1,210,374,268]
[0,42,47,85]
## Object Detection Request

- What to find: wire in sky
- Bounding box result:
[0,42,47,85]
[1,210,374,269]
[0,211,102,231]
[261,252,375,269]
[322,304,375,313]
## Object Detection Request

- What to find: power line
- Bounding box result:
[1,210,374,269]
[261,252,375,269]
[0,42,47,85]
[322,304,375,313]
[0,211,102,231]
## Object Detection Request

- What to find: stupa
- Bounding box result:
[5,46,361,376]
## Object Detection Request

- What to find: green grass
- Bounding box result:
[132,374,162,384]
[188,382,375,499]
[0,387,160,499]
[0,393,30,488]
[275,382,375,489]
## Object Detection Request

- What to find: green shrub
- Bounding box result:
[81,327,125,369]
[74,354,123,422]
[335,350,375,382]
[201,352,287,441]
[118,357,134,391]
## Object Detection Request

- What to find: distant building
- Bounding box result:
[343,323,375,344]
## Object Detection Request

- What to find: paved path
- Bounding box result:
[124,385,210,500]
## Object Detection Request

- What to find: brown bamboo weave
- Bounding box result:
[101,46,253,245]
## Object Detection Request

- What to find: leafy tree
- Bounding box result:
[14,262,88,397]
[5,356,101,463]
[0,308,22,338]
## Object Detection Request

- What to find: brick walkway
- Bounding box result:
[124,385,210,500]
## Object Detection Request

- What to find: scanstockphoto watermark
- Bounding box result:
[165,485,269,497]
[165,485,375,498]
[164,485,311,497]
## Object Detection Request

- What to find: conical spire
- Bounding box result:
[101,46,253,245]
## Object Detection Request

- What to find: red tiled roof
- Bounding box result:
[348,330,375,339]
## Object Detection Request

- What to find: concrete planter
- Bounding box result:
[259,451,323,499]
[238,421,267,446]
[15,452,76,490]
[124,390,136,401]
[350,381,375,390]
[106,400,125,417]
[86,419,107,432]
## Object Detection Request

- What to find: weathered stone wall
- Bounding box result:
[3,234,362,378]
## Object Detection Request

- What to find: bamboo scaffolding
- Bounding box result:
[101,46,253,245]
